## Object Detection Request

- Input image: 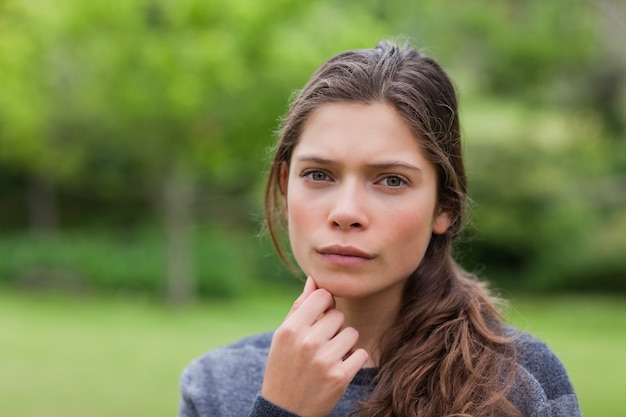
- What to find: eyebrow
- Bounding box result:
[293,154,423,174]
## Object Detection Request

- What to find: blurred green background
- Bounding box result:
[0,0,625,416]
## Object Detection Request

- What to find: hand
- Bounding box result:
[261,276,369,417]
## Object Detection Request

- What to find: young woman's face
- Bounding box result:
[282,102,450,303]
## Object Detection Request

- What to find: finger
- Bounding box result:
[322,326,359,360]
[308,308,345,341]
[341,348,369,376]
[286,288,335,328]
[287,276,318,317]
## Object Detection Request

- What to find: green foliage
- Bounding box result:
[367,0,600,98]
[0,0,389,190]
[0,226,279,298]
[0,0,624,294]
[460,98,626,292]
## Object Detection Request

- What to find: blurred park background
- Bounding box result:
[0,0,625,416]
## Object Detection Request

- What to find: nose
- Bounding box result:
[327,181,369,231]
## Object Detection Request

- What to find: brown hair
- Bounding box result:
[264,40,521,417]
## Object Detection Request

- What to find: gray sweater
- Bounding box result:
[179,331,581,417]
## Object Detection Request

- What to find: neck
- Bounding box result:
[335,291,402,368]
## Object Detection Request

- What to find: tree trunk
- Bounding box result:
[594,0,626,135]
[28,173,59,236]
[162,164,195,306]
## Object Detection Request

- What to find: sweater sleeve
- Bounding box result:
[511,332,582,417]
[248,395,301,417]
[178,364,201,417]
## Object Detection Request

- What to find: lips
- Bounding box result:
[317,245,375,259]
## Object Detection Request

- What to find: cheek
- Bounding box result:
[400,217,432,246]
[387,208,435,261]
[286,195,315,241]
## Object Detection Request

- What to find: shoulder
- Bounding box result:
[512,331,575,400]
[509,329,582,416]
[181,331,273,386]
[179,332,273,417]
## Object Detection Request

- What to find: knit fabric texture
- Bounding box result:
[179,330,581,417]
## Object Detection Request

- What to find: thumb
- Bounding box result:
[287,276,318,317]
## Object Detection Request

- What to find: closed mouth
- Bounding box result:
[317,245,375,259]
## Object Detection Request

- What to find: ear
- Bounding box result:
[432,210,452,235]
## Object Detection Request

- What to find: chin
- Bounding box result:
[311,273,371,298]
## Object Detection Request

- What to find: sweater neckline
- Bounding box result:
[351,367,378,386]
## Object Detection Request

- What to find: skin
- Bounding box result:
[262,101,450,417]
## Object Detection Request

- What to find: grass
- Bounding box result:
[506,294,626,416]
[1,288,624,416]
[0,286,297,417]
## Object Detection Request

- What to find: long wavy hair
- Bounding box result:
[264,40,521,417]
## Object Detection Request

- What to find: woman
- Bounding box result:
[179,40,581,417]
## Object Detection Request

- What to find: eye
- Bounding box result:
[379,175,407,187]
[302,170,330,182]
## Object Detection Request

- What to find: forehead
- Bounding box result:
[292,101,429,166]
